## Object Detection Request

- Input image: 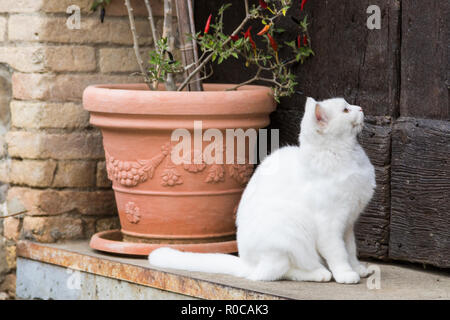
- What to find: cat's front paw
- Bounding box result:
[312,269,332,282]
[353,264,372,278]
[333,270,360,284]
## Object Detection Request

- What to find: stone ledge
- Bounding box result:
[16,258,195,300]
[16,240,450,300]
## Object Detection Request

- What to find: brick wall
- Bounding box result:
[0,0,168,299]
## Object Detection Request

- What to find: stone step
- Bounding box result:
[16,240,450,300]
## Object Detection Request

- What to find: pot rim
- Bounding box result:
[83,83,277,115]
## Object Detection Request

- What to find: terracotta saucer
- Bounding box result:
[90,230,238,257]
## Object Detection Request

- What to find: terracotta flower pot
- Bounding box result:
[83,83,276,255]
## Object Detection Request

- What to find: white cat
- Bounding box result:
[149,97,376,284]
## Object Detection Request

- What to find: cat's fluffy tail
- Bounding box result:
[148,247,251,277]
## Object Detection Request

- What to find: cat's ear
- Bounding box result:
[315,103,328,127]
[305,97,316,110]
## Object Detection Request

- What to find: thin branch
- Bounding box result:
[225,57,297,91]
[0,210,27,219]
[177,56,211,91]
[186,63,214,86]
[187,0,200,68]
[238,52,274,71]
[125,0,152,90]
[259,77,284,87]
[175,0,202,91]
[198,49,212,63]
[188,0,204,91]
[244,0,249,16]
[144,0,159,47]
[183,62,197,71]
[269,11,284,23]
[226,67,263,91]
[163,0,177,91]
[177,15,251,91]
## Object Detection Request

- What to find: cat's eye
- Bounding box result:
[343,108,349,113]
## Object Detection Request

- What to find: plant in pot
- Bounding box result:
[84,0,313,255]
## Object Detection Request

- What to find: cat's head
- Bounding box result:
[300,97,364,142]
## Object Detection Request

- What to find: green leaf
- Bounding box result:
[285,40,296,50]
[218,3,232,15]
[90,0,111,12]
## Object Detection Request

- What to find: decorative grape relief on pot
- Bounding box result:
[105,142,255,188]
[205,164,225,184]
[182,149,206,173]
[161,167,184,187]
[125,201,140,224]
[229,163,254,186]
[105,143,170,187]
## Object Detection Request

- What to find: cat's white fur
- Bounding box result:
[149,97,376,284]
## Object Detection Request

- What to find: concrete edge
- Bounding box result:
[16,240,286,300]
